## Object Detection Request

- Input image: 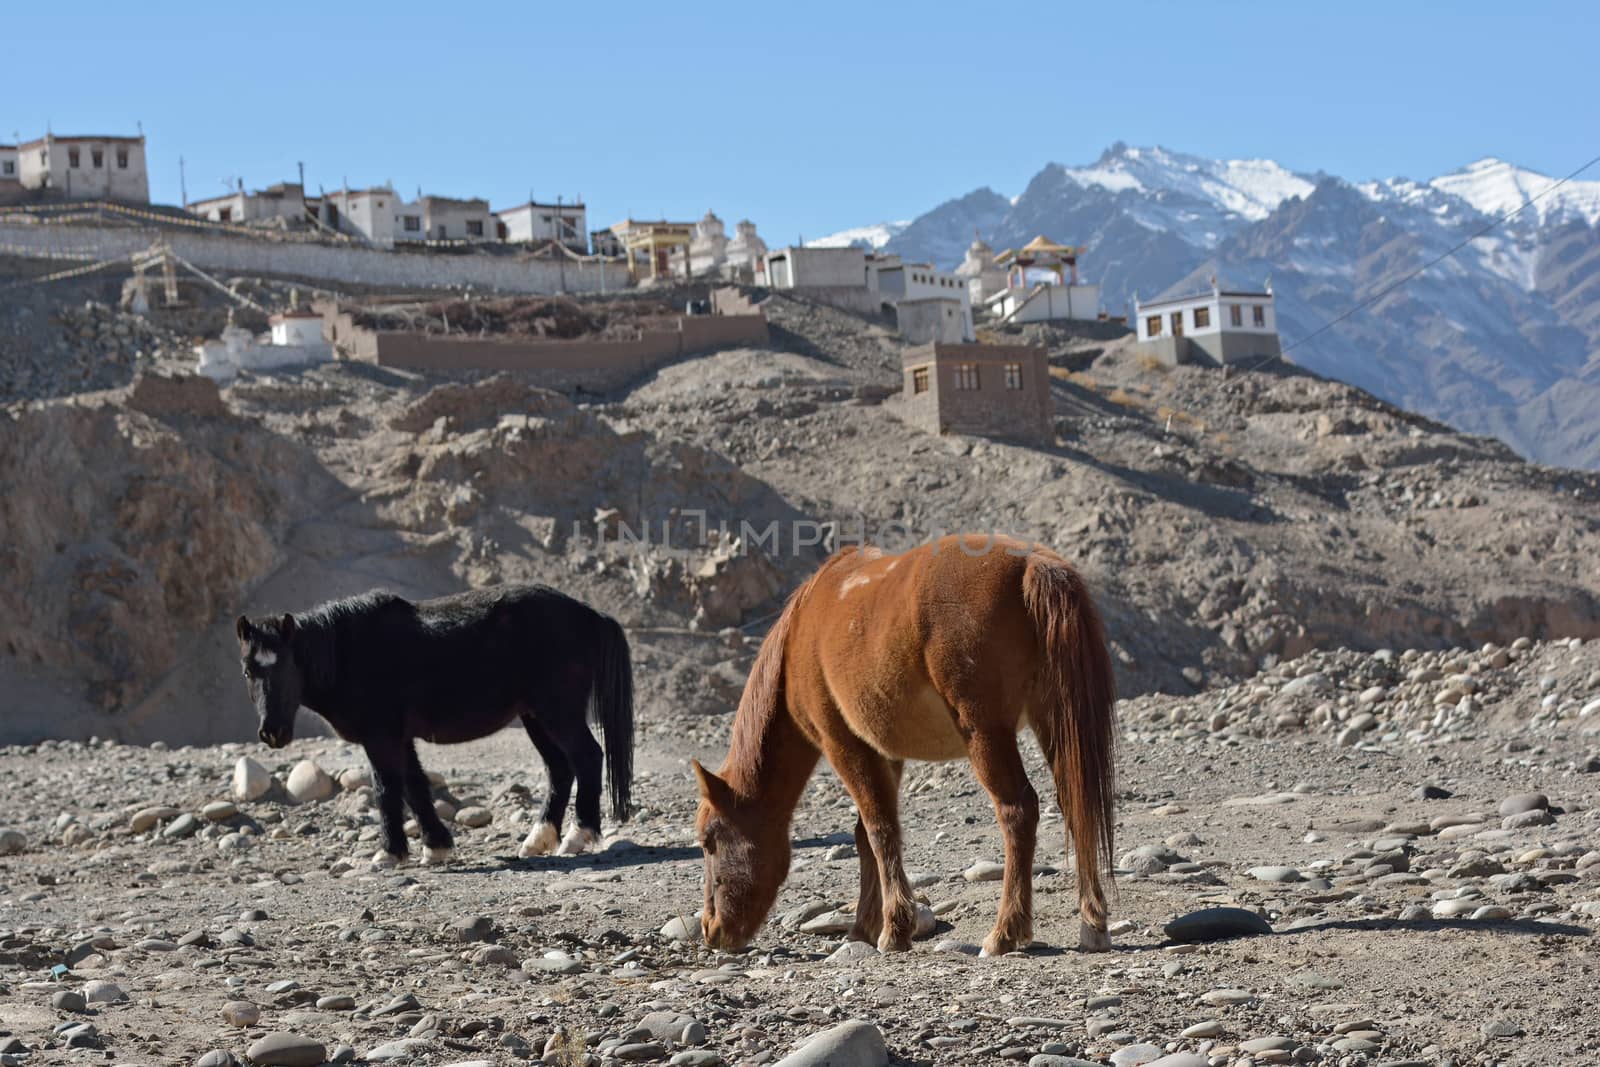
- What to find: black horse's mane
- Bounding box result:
[289,589,412,691]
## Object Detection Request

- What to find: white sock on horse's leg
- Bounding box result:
[371,850,403,868]
[519,822,560,857]
[1079,920,1111,952]
[423,845,454,865]
[557,826,599,855]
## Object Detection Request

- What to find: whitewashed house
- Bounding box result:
[320,187,400,247]
[496,200,587,251]
[1134,283,1280,366]
[187,182,307,224]
[868,254,974,341]
[411,195,494,242]
[761,245,866,288]
[14,133,149,203]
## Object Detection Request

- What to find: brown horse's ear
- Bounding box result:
[280,613,296,639]
[236,615,251,642]
[691,759,735,809]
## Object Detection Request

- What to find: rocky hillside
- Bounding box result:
[828,144,1600,469]
[6,287,1600,747]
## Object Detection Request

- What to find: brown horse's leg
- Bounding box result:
[826,741,916,951]
[847,815,883,945]
[967,729,1039,956]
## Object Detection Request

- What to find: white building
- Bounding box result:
[983,236,1100,325]
[867,254,973,340]
[187,182,307,224]
[197,310,333,382]
[318,188,493,247]
[495,200,587,251]
[408,195,494,242]
[761,245,866,289]
[14,133,149,203]
[1134,283,1280,366]
[320,187,400,247]
[985,283,1100,324]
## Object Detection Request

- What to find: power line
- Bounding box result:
[1247,150,1600,373]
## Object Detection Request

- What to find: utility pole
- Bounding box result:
[297,160,305,192]
[179,156,187,207]
[558,193,566,293]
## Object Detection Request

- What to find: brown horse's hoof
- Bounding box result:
[847,924,881,946]
[1079,922,1112,952]
[876,931,914,952]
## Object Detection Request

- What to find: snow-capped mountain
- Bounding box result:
[1430,158,1600,229]
[841,144,1600,469]
[807,221,908,250]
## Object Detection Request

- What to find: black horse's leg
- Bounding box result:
[555,721,604,855]
[367,740,410,865]
[518,714,574,856]
[402,741,455,864]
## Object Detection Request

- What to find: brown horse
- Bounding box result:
[693,533,1116,956]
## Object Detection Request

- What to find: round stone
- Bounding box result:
[285,760,335,804]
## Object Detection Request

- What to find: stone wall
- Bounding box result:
[0,220,631,294]
[326,305,769,392]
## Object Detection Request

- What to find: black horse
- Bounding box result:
[234,584,633,865]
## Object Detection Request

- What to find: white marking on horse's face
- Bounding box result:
[885,558,900,571]
[839,573,872,598]
[253,649,278,668]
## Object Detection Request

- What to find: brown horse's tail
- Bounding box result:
[1022,552,1117,930]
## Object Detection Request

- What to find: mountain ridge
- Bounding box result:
[812,144,1600,469]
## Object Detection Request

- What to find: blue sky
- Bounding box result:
[5,0,1596,243]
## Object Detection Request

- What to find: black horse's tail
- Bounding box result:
[589,612,635,822]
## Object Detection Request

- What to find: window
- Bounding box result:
[68,147,80,168]
[116,148,128,168]
[403,215,421,232]
[92,149,104,168]
[1193,306,1210,329]
[1170,311,1184,337]
[542,214,553,224]
[2,161,13,176]
[1229,303,1242,327]
[466,219,484,237]
[218,207,232,222]
[1253,304,1266,327]
[912,366,929,394]
[1146,315,1162,337]
[953,363,980,390]
[1004,363,1023,390]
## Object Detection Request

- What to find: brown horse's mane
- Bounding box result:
[722,557,832,791]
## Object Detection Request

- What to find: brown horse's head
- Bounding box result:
[692,760,790,950]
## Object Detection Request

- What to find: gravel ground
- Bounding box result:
[3,639,1600,1067]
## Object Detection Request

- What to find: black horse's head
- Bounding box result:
[235,613,303,748]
